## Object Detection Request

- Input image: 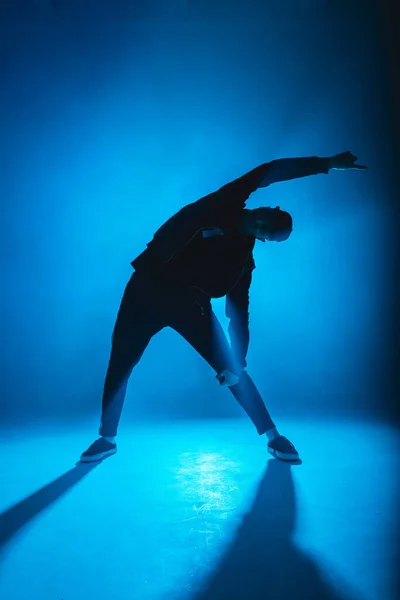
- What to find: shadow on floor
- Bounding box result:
[0,462,98,549]
[192,459,361,600]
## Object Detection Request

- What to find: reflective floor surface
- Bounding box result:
[1,418,398,600]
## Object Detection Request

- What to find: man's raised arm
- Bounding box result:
[259,151,366,188]
[217,150,366,203]
[258,157,330,188]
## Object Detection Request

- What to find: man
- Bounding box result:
[80,151,366,464]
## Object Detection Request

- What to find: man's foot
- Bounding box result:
[268,435,299,461]
[80,438,117,463]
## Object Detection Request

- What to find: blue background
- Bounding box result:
[1,0,398,428]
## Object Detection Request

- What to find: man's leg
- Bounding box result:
[80,275,164,462]
[169,299,275,436]
[170,297,300,460]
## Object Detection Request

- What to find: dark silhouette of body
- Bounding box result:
[80,151,366,463]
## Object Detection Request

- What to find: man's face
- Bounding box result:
[244,206,292,242]
[250,219,292,243]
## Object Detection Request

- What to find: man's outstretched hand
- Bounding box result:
[329,151,367,170]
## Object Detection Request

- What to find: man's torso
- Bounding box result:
[132,227,255,299]
[160,228,255,298]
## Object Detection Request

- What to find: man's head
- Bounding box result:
[241,207,293,242]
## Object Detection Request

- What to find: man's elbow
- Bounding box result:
[258,161,275,188]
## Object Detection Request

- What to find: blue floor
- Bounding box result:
[0,418,398,600]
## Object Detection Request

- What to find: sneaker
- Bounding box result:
[80,438,117,463]
[268,435,299,461]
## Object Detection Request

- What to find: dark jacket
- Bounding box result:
[131,157,330,366]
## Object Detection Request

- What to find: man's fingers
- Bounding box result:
[337,151,367,169]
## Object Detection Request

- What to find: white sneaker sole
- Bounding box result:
[268,447,299,461]
[80,447,117,463]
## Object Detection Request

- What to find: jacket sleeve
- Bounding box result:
[217,156,330,200]
[257,156,330,187]
[225,268,253,370]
